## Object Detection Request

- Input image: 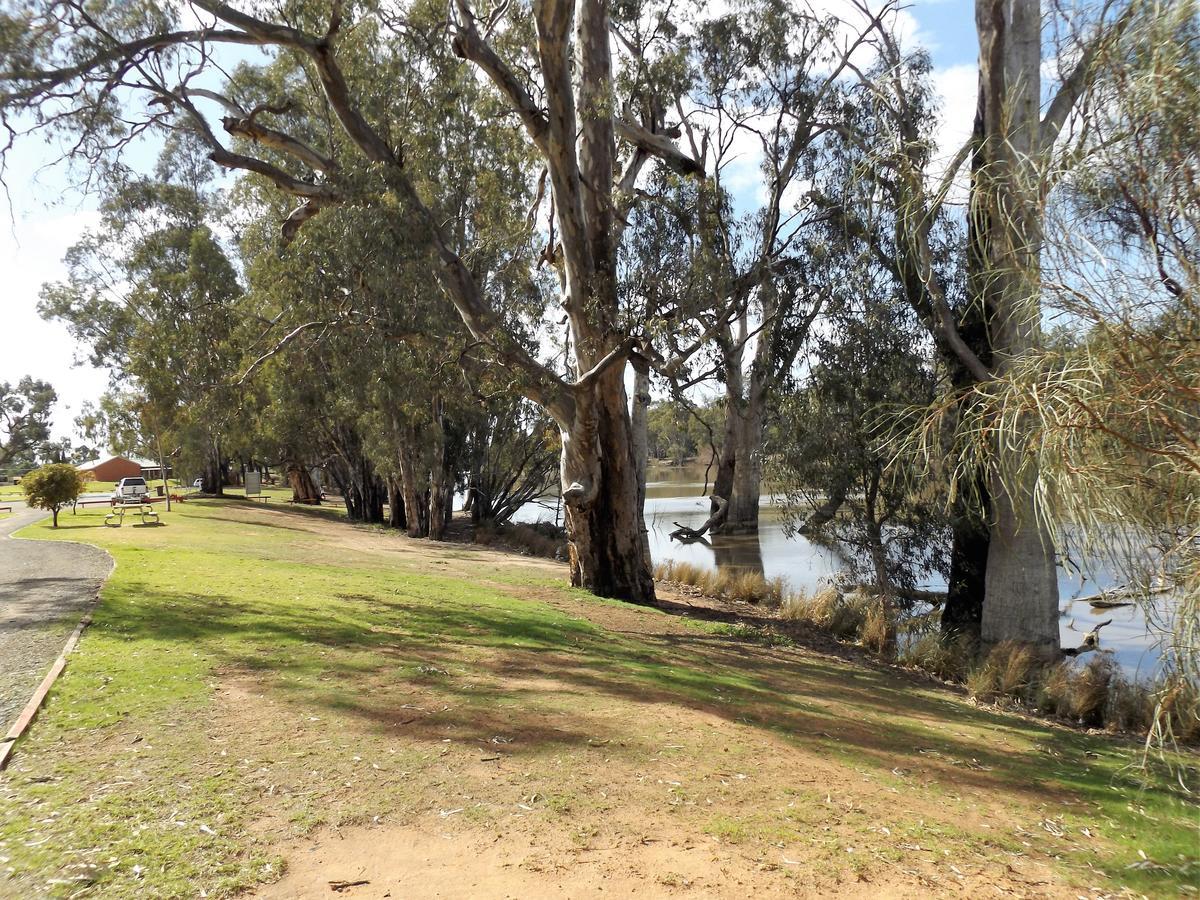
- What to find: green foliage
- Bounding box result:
[40,137,243,491]
[0,376,56,473]
[645,399,721,464]
[20,462,88,526]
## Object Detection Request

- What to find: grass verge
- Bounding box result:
[0,501,1195,898]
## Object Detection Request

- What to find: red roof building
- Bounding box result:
[77,456,143,483]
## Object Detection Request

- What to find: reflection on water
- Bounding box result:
[519,464,1174,679]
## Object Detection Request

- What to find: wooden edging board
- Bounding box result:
[0,606,97,771]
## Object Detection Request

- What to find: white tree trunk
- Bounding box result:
[974,0,1059,652]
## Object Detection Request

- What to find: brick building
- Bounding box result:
[77,456,143,483]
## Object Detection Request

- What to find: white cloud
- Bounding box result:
[930,62,977,205]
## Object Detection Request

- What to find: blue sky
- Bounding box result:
[0,2,981,442]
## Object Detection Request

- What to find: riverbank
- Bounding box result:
[513,464,1177,678]
[0,500,1195,897]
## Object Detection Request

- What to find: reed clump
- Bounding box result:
[474,522,565,559]
[964,644,1198,744]
[965,641,1040,704]
[654,560,785,607]
[652,559,1194,746]
[897,630,975,681]
[780,586,871,640]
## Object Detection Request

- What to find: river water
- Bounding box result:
[517,464,1174,680]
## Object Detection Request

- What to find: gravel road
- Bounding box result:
[0,502,113,733]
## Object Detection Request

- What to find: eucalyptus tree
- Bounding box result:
[38,139,242,494]
[0,377,56,473]
[824,1,1136,651]
[0,0,720,602]
[771,256,949,595]
[959,1,1199,675]
[813,47,987,630]
[626,0,888,534]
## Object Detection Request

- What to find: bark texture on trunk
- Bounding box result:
[202,438,223,496]
[398,443,426,538]
[723,398,764,533]
[561,365,655,604]
[287,463,322,504]
[428,397,448,541]
[387,478,405,529]
[630,362,652,559]
[974,0,1059,653]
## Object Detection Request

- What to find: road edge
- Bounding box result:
[0,510,116,771]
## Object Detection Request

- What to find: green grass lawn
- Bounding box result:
[0,501,1195,898]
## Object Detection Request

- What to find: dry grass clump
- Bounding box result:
[1041,657,1113,729]
[780,586,871,640]
[898,631,975,681]
[966,641,1040,704]
[859,602,895,656]
[474,521,565,559]
[968,646,1199,744]
[653,560,785,606]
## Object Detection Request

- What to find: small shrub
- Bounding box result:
[21,463,89,527]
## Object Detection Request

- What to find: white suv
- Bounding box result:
[113,476,149,502]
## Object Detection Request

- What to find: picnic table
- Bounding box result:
[104,500,161,527]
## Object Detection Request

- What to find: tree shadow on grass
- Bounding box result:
[92,577,1198,831]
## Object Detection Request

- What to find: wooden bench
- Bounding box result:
[0,506,11,514]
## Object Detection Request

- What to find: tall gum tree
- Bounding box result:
[634,0,887,534]
[970,0,1133,652]
[1,0,708,603]
[822,5,1132,644]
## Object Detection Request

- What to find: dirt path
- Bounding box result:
[0,503,113,731]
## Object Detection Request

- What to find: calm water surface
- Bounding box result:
[518,464,1173,679]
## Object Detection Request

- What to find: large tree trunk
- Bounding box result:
[202,437,223,496]
[561,365,655,604]
[387,477,406,529]
[942,504,989,636]
[398,444,426,538]
[723,397,765,533]
[630,362,652,559]
[974,0,1059,654]
[709,342,742,524]
[428,397,448,541]
[287,462,322,504]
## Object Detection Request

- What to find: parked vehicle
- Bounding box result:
[112,476,149,502]
[192,478,203,490]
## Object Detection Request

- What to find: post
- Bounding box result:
[156,432,171,512]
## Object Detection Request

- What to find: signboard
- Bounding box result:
[245,471,262,496]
